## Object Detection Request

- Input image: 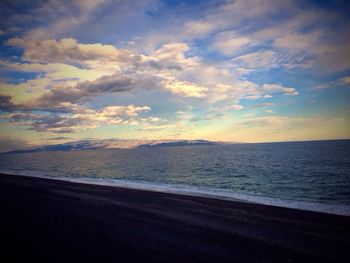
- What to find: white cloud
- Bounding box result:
[211,31,253,56]
[232,50,278,69]
[262,83,298,96]
[163,80,207,98]
[208,80,272,105]
[2,34,303,137]
[7,38,131,65]
[317,76,350,90]
[98,105,150,118]
[274,30,323,51]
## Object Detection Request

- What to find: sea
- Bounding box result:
[1,139,350,216]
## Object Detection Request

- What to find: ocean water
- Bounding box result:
[1,140,350,215]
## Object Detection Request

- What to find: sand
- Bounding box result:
[1,173,350,262]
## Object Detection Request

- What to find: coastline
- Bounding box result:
[2,170,349,216]
[1,173,350,262]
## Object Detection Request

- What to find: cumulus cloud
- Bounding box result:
[149,42,201,71]
[1,0,349,143]
[4,38,207,110]
[2,34,300,139]
[7,37,132,65]
[4,36,300,116]
[163,80,207,98]
[97,105,150,118]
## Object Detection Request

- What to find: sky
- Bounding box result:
[0,0,350,151]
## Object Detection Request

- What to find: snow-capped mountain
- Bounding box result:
[5,139,227,153]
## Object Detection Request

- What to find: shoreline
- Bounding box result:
[2,170,350,216]
[1,173,350,262]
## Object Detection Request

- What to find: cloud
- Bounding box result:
[9,112,89,133]
[163,80,207,98]
[7,37,132,65]
[237,116,347,137]
[4,38,207,110]
[0,95,14,109]
[209,81,293,105]
[262,84,298,96]
[316,76,350,90]
[97,105,150,118]
[153,42,189,61]
[2,35,301,140]
[25,71,164,111]
[274,30,323,51]
[339,76,350,86]
[6,104,156,133]
[211,31,253,56]
[46,136,71,140]
[232,50,278,69]
[209,81,262,104]
[4,36,301,115]
[219,0,296,18]
[263,18,350,72]
[6,0,108,39]
[232,104,244,110]
[251,102,274,108]
[137,0,296,51]
[1,0,349,143]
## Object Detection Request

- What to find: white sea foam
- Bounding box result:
[1,170,350,217]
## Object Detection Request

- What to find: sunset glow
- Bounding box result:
[1,0,349,151]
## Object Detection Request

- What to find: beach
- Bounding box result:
[1,173,350,262]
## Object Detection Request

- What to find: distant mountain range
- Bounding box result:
[4,139,230,154]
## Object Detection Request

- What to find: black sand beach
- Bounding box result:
[1,173,350,262]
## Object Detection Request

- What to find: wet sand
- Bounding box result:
[1,173,350,262]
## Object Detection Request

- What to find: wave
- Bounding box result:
[1,169,350,216]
